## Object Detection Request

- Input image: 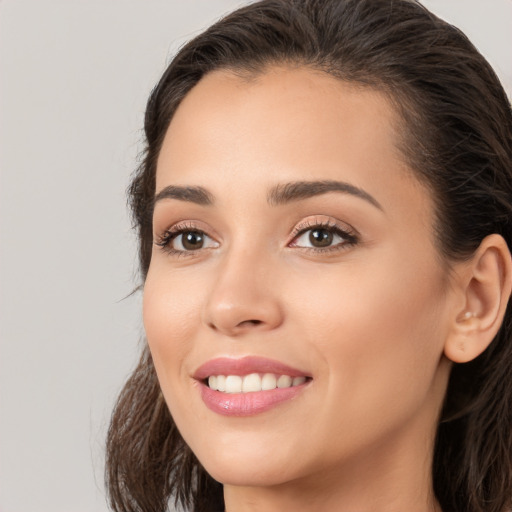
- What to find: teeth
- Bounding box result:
[242,373,261,393]
[261,373,277,390]
[216,375,226,392]
[293,376,306,386]
[277,375,292,388]
[207,373,308,393]
[225,375,242,393]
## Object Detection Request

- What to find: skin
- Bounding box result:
[143,66,470,511]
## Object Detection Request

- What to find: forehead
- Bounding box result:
[158,66,404,180]
[156,66,430,224]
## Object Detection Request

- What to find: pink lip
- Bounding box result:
[194,356,311,417]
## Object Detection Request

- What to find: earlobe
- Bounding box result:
[444,234,512,364]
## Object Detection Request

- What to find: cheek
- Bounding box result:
[142,265,203,383]
[287,248,448,428]
[292,251,445,347]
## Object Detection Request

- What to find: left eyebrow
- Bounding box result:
[267,180,383,210]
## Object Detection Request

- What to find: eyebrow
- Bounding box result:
[153,180,382,210]
[154,185,214,206]
[267,180,383,210]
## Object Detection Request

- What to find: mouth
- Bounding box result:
[206,373,308,393]
[194,356,312,416]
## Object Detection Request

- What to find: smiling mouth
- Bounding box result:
[206,373,309,393]
[196,357,312,416]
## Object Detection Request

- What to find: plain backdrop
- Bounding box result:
[0,1,510,511]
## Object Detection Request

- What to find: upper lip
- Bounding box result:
[193,356,311,380]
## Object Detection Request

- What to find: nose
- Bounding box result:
[202,248,284,337]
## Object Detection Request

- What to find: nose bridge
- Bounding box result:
[202,241,283,336]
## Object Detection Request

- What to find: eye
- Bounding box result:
[295,227,340,248]
[155,225,219,254]
[172,230,211,251]
[290,220,358,252]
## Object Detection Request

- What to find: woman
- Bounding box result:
[106,1,512,511]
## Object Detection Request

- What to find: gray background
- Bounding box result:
[0,1,510,511]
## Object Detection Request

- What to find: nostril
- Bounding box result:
[206,318,263,334]
[238,319,262,327]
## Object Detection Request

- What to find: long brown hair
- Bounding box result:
[106,1,512,511]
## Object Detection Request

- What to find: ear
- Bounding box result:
[444,234,512,363]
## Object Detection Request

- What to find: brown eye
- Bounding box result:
[309,228,333,247]
[176,231,205,251]
[291,224,356,252]
[156,226,220,255]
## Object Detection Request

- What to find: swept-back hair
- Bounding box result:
[106,1,512,511]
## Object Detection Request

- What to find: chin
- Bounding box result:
[188,432,304,487]
[203,458,296,488]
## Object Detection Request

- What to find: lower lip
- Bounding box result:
[199,382,309,417]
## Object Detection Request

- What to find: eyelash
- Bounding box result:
[154,218,359,257]
[154,221,213,257]
[289,218,359,254]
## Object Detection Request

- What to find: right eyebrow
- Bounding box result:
[153,185,214,206]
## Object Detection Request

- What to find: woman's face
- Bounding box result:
[144,67,454,488]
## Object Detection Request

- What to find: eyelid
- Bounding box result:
[153,216,359,257]
[288,216,359,251]
[154,220,220,256]
[290,216,358,240]
[154,219,218,242]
